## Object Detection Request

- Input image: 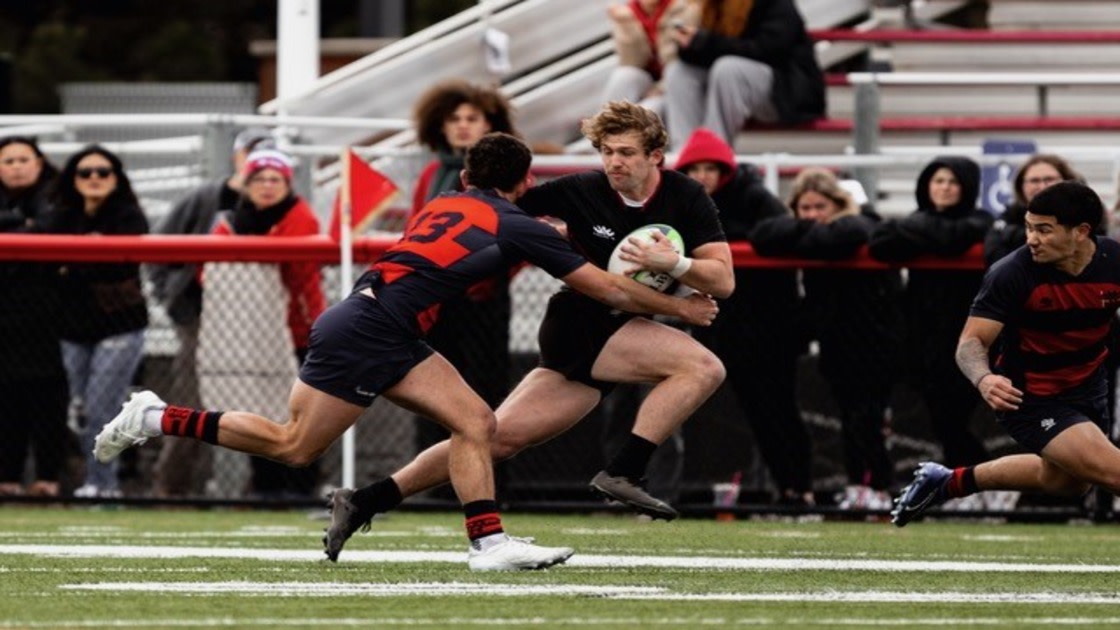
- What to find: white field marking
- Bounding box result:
[0,567,209,573]
[962,534,1044,542]
[6,618,1120,628]
[0,530,461,540]
[55,582,1120,606]
[561,528,630,535]
[60,582,661,597]
[760,531,822,539]
[621,591,1120,604]
[5,544,1120,573]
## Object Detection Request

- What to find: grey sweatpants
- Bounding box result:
[663,57,778,151]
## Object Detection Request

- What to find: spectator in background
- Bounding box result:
[752,168,904,510]
[0,136,69,497]
[870,156,993,469]
[147,127,274,498]
[674,127,813,506]
[410,79,515,467]
[602,0,699,113]
[50,145,149,498]
[206,149,326,499]
[663,0,825,150]
[985,154,1081,267]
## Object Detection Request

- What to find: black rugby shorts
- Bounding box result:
[537,290,635,395]
[299,292,434,406]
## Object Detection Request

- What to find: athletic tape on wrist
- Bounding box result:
[669,255,693,279]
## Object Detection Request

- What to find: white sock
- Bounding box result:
[473,532,509,552]
[141,408,165,435]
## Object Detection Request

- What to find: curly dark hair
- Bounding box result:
[464,132,531,192]
[580,100,668,156]
[51,144,139,211]
[413,79,516,153]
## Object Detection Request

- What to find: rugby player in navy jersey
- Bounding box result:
[93,132,719,570]
[323,101,734,561]
[893,182,1120,527]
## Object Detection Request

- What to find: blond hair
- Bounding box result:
[581,101,669,156]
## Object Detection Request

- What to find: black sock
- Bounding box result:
[605,434,658,480]
[350,477,404,519]
[464,499,504,542]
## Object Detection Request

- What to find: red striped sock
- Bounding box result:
[946,466,978,498]
[160,406,223,444]
[464,500,504,542]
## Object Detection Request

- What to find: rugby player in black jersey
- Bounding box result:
[893,182,1120,526]
[324,101,735,561]
[94,132,719,570]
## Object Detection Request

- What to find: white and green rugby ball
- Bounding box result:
[607,223,686,293]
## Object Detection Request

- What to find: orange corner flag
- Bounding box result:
[328,149,400,242]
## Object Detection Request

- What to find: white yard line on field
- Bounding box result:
[7,618,1120,629]
[2,544,1120,573]
[54,581,1120,605]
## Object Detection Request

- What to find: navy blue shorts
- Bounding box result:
[537,290,635,395]
[299,292,434,407]
[997,383,1109,454]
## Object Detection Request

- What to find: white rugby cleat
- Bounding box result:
[94,390,165,463]
[467,537,574,571]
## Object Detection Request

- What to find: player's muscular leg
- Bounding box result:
[384,353,498,504]
[391,368,601,497]
[974,453,1088,496]
[215,379,364,467]
[1038,423,1120,494]
[591,318,725,443]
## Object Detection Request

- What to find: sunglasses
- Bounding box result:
[76,167,114,179]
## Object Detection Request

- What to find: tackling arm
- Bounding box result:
[561,262,719,327]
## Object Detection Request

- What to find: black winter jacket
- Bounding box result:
[677,0,825,124]
[869,157,992,383]
[752,211,903,390]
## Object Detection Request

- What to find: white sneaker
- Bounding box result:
[93,390,165,464]
[467,537,574,571]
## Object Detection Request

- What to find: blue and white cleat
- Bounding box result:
[891,462,951,528]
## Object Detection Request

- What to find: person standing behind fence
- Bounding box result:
[0,136,69,497]
[673,127,812,506]
[48,145,149,498]
[206,149,326,499]
[147,127,274,498]
[752,168,904,510]
[663,0,825,151]
[985,154,1081,268]
[601,0,698,113]
[869,156,993,469]
[409,79,516,468]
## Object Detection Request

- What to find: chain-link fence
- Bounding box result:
[4,235,1095,521]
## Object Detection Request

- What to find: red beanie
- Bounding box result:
[243,149,294,182]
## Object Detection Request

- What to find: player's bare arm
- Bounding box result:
[562,262,718,326]
[957,316,1023,411]
[618,236,734,298]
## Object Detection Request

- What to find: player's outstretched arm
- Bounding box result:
[561,262,718,327]
[618,237,734,298]
[957,316,1023,411]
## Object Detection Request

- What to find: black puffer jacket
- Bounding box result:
[869,157,992,383]
[752,211,903,390]
[50,199,150,343]
[0,176,65,382]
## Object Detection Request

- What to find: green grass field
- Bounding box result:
[3,506,1120,628]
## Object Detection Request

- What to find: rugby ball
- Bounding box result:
[607,224,686,293]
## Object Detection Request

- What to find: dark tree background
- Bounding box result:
[0,0,473,113]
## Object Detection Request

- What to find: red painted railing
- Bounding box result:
[0,233,986,270]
